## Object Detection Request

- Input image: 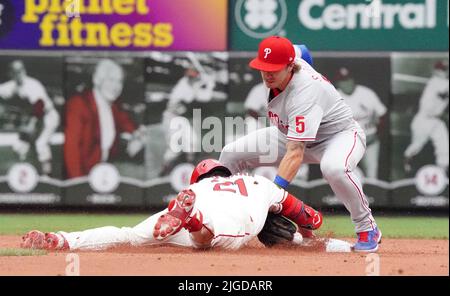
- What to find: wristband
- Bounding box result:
[274,175,290,189]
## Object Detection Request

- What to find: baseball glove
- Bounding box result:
[257,213,298,247]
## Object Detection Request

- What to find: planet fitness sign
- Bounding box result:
[0,0,227,50]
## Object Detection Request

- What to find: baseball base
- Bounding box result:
[292,232,352,252]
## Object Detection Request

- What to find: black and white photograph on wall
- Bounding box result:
[228,53,269,138]
[63,55,146,207]
[144,51,228,206]
[390,53,449,208]
[0,53,64,205]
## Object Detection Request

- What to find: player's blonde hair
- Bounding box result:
[292,61,301,73]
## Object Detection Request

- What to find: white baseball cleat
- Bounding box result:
[21,230,46,249]
[21,230,68,250]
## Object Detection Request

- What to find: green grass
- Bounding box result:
[318,216,449,239]
[0,214,147,235]
[0,248,47,256]
[0,214,448,239]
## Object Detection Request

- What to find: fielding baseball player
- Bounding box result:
[0,60,60,175]
[243,45,313,180]
[335,67,387,179]
[404,60,449,172]
[21,159,323,251]
[219,36,381,252]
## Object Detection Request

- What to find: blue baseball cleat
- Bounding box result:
[353,227,382,253]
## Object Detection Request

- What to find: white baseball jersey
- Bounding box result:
[0,76,60,163]
[188,174,285,250]
[0,76,54,110]
[417,76,449,117]
[60,174,286,251]
[404,74,449,168]
[244,83,268,116]
[339,85,386,138]
[267,60,354,142]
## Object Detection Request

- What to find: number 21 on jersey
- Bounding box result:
[212,178,248,197]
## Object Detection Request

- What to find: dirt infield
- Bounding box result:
[0,235,448,276]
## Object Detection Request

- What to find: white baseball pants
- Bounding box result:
[59,209,192,250]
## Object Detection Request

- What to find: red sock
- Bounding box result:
[185,210,203,232]
[168,199,176,210]
[280,193,323,230]
[167,199,203,232]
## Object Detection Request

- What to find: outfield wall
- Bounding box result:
[0,50,448,210]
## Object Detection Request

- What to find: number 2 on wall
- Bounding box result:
[295,116,305,133]
[212,178,248,196]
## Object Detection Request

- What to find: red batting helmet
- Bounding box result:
[190,159,231,184]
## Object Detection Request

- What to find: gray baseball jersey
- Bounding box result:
[267,60,354,142]
[220,59,377,234]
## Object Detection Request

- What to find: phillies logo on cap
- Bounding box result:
[249,36,296,72]
[263,48,272,59]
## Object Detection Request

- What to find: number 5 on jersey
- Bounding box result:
[295,116,305,134]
